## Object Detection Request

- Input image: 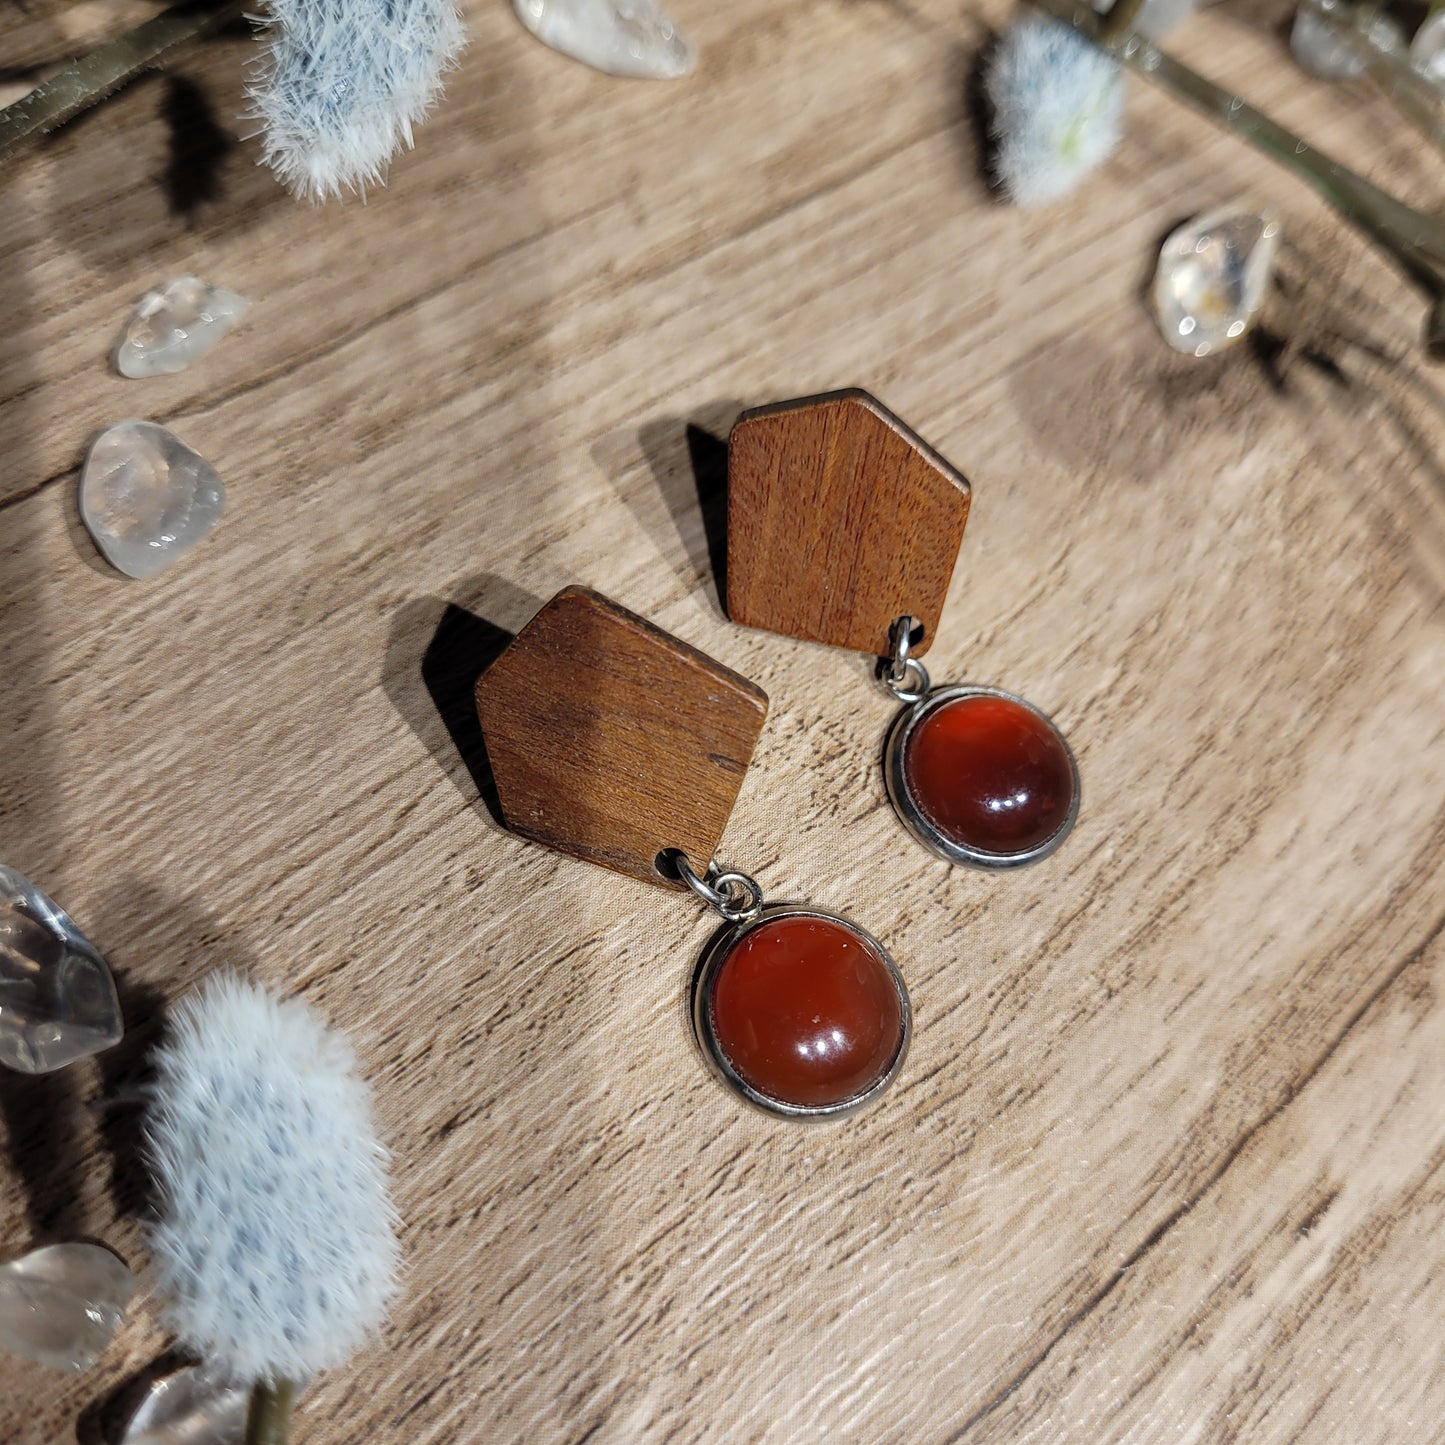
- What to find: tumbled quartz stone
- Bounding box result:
[1291,0,1403,78]
[114,277,249,380]
[79,421,224,579]
[512,0,695,77]
[0,1243,134,1372]
[1412,11,1445,91]
[1291,0,1364,76]
[122,1366,249,1445]
[0,866,122,1073]
[1089,0,1201,40]
[1153,206,1281,357]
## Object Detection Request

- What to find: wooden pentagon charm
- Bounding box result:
[474,587,767,887]
[726,389,971,657]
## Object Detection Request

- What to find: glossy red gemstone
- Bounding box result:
[903,693,1075,857]
[707,914,904,1110]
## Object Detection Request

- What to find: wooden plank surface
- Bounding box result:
[1,0,1443,1441]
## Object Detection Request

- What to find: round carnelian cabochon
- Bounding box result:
[902,693,1076,857]
[706,913,905,1110]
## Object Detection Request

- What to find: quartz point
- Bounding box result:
[122,1366,249,1445]
[0,866,122,1074]
[512,0,695,78]
[114,277,249,380]
[1153,206,1281,357]
[79,421,225,580]
[0,1243,134,1372]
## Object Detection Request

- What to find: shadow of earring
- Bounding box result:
[683,422,730,609]
[420,604,516,829]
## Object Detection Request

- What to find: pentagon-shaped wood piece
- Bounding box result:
[474,587,768,888]
[726,389,971,657]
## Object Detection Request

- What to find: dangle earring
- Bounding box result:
[473,586,910,1118]
[726,389,1080,869]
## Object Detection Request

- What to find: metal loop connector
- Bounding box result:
[675,855,765,924]
[884,615,931,704]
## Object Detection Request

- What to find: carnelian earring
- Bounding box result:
[474,586,910,1118]
[726,390,1080,869]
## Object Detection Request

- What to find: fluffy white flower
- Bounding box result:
[986,16,1124,208]
[249,0,466,201]
[146,973,400,1384]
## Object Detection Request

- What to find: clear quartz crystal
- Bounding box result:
[1412,10,1445,90]
[512,0,695,78]
[114,277,249,380]
[122,1366,250,1445]
[78,421,225,580]
[1291,0,1404,78]
[1153,206,1281,358]
[0,866,122,1074]
[0,1244,134,1372]
[1091,0,1204,40]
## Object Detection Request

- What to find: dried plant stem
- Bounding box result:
[244,1379,297,1445]
[1029,0,1445,354]
[0,0,246,166]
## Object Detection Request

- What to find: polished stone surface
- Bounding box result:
[0,1244,134,1372]
[78,421,225,579]
[1413,10,1445,89]
[1291,0,1365,77]
[903,695,1075,858]
[708,915,903,1110]
[113,277,250,379]
[1291,0,1403,78]
[121,1366,250,1445]
[1153,205,1280,357]
[0,865,122,1073]
[512,0,694,77]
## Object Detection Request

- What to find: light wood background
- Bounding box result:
[2,1,1443,1441]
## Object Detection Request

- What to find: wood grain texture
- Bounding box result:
[1,0,1443,1441]
[727,390,972,657]
[474,586,767,887]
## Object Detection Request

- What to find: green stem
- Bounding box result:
[244,1378,297,1445]
[1029,0,1445,324]
[0,0,247,166]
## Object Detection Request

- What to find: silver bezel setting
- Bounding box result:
[883,684,1081,871]
[692,904,912,1120]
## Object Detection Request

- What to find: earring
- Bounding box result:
[726,389,1080,870]
[473,586,910,1119]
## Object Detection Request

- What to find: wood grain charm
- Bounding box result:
[726,390,972,657]
[474,587,768,887]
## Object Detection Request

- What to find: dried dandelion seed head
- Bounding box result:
[985,16,1123,208]
[146,973,400,1384]
[249,0,466,202]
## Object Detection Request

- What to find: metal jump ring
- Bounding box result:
[675,855,765,924]
[885,616,931,704]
